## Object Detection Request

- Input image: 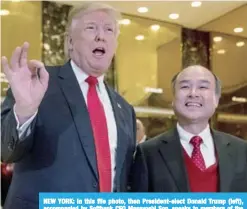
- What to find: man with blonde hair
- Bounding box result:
[1,2,136,208]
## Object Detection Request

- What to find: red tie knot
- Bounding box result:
[190,136,203,148]
[86,76,98,86]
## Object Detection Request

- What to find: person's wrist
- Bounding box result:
[15,104,37,125]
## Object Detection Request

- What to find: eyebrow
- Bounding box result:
[199,80,211,84]
[84,21,114,25]
[178,80,190,85]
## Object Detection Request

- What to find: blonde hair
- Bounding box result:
[64,2,122,60]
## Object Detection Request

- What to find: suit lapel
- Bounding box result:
[105,85,130,190]
[212,130,234,192]
[57,61,98,180]
[159,128,190,192]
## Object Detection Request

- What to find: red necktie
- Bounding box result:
[86,76,112,192]
[190,136,206,171]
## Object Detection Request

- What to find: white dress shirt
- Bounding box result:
[177,123,216,168]
[15,60,117,190]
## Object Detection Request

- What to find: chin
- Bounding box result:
[185,114,208,123]
[179,111,202,121]
[90,67,107,76]
[92,62,109,70]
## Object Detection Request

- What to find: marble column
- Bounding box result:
[182,28,210,69]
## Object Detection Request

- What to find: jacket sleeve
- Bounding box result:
[1,88,37,163]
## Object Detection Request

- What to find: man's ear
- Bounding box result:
[214,95,220,108]
[68,36,73,50]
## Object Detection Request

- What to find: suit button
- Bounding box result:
[93,182,97,188]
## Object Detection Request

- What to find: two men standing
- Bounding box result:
[1,3,247,209]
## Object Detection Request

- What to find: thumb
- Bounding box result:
[28,60,49,86]
[28,60,44,74]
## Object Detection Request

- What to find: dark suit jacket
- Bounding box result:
[131,128,247,192]
[1,61,136,209]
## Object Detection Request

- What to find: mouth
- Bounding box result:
[185,102,202,107]
[92,47,106,57]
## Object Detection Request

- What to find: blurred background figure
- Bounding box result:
[136,119,148,144]
[1,163,14,207]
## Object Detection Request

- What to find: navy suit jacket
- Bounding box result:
[1,61,136,209]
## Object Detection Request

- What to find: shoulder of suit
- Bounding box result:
[139,129,176,150]
[106,85,134,109]
[213,129,247,146]
[45,65,61,76]
[45,63,134,110]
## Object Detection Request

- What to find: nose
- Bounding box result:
[188,87,199,98]
[95,27,105,42]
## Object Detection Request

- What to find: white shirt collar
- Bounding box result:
[70,60,105,86]
[176,123,212,148]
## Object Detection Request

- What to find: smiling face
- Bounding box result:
[68,10,118,77]
[173,66,220,124]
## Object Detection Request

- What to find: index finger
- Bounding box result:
[10,46,21,71]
